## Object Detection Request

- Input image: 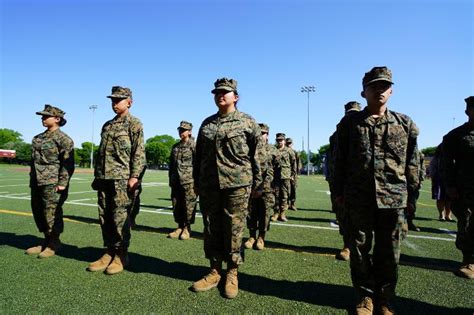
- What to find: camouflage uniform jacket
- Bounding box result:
[333,108,420,209]
[31,129,75,187]
[261,143,278,192]
[327,130,337,185]
[95,113,146,180]
[275,147,295,180]
[441,122,474,202]
[288,148,299,180]
[194,110,263,191]
[169,137,195,186]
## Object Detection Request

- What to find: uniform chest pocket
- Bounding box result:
[41,141,59,159]
[386,125,408,160]
[226,130,249,156]
[114,131,131,151]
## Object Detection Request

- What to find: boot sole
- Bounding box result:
[191,281,220,292]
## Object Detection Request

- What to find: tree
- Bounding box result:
[145,135,178,167]
[421,146,437,157]
[75,142,98,167]
[0,129,23,148]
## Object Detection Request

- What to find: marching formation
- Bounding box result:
[24,66,473,314]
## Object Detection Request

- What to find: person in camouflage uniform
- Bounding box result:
[191,78,263,299]
[26,105,74,259]
[441,96,474,279]
[327,101,361,261]
[333,67,419,315]
[168,120,197,240]
[406,150,425,232]
[286,137,299,211]
[87,86,146,275]
[271,132,295,222]
[129,165,146,229]
[244,123,277,250]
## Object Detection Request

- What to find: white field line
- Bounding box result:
[7,192,29,196]
[438,228,457,239]
[0,193,456,242]
[69,198,95,202]
[0,178,29,182]
[68,190,96,195]
[0,184,29,188]
[142,182,167,187]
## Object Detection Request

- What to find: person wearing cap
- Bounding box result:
[441,96,474,279]
[327,101,361,262]
[87,86,146,275]
[333,67,420,314]
[271,132,295,222]
[191,77,263,299]
[26,105,75,258]
[285,137,300,211]
[244,123,278,250]
[168,120,197,240]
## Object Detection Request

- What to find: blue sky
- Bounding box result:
[1,0,473,152]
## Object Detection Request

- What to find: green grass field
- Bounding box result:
[0,164,472,314]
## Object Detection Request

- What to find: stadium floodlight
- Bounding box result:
[300,85,316,176]
[89,105,98,169]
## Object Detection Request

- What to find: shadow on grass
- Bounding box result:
[400,254,460,272]
[292,207,333,213]
[418,226,457,235]
[286,216,335,224]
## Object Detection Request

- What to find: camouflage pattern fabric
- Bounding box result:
[129,184,142,222]
[409,150,426,215]
[96,179,132,249]
[274,179,291,213]
[288,148,299,205]
[442,122,474,263]
[169,138,195,186]
[347,207,406,301]
[200,186,250,265]
[333,107,419,303]
[333,108,420,209]
[171,183,197,226]
[275,146,295,180]
[30,129,75,187]
[30,184,68,234]
[194,110,263,191]
[94,113,146,180]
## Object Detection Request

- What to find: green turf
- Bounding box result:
[0,163,472,313]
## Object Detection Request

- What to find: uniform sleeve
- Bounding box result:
[290,149,297,179]
[130,121,146,178]
[405,120,420,206]
[193,127,203,189]
[332,117,349,198]
[249,121,263,191]
[168,145,175,186]
[441,133,456,190]
[58,135,75,187]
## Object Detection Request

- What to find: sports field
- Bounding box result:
[0,164,472,314]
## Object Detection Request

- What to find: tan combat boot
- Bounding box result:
[455,264,474,279]
[25,234,49,255]
[355,296,373,315]
[224,265,239,299]
[168,227,182,239]
[191,261,222,292]
[278,211,288,222]
[105,248,129,275]
[87,249,114,272]
[336,247,350,261]
[38,233,62,259]
[270,213,279,222]
[180,226,191,240]
[244,230,257,249]
[255,237,265,250]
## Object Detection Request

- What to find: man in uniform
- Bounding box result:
[441,96,474,279]
[87,86,146,275]
[286,137,300,211]
[333,67,419,314]
[245,123,277,250]
[168,120,197,240]
[327,101,361,261]
[406,150,425,232]
[26,105,75,258]
[271,132,295,222]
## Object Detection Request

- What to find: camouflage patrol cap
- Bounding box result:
[465,96,474,109]
[362,66,394,88]
[286,138,293,144]
[344,101,361,113]
[107,86,132,99]
[259,123,269,133]
[211,77,238,94]
[178,120,193,130]
[276,133,286,140]
[36,104,65,118]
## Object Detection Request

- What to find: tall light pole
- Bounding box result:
[89,105,98,169]
[301,86,315,175]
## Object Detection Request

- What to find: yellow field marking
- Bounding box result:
[0,209,88,224]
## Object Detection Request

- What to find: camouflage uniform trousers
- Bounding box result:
[129,184,142,222]
[248,191,274,233]
[171,183,197,227]
[96,179,132,250]
[274,179,290,214]
[30,184,68,234]
[330,192,349,246]
[199,186,250,265]
[450,198,474,263]
[289,178,297,206]
[346,205,406,302]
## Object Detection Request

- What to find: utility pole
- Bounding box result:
[89,105,98,169]
[300,86,316,175]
